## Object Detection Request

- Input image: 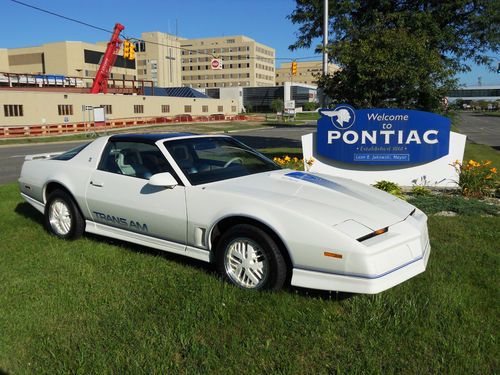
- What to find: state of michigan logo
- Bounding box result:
[320,105,356,130]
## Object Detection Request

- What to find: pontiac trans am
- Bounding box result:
[18,133,430,293]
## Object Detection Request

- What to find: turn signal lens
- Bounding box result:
[357,227,388,242]
[324,251,343,259]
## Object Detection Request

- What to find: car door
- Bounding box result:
[85,140,187,249]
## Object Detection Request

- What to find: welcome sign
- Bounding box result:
[316,105,451,165]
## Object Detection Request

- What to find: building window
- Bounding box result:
[58,105,73,116]
[184,105,192,113]
[218,105,223,112]
[3,104,23,117]
[202,105,208,113]
[102,105,112,115]
[231,106,237,112]
[162,105,170,113]
[134,105,144,114]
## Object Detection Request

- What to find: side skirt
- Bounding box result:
[85,220,211,263]
[21,192,45,214]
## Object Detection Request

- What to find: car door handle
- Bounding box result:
[90,181,104,187]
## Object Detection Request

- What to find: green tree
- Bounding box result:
[288,0,500,111]
[271,99,284,113]
[303,101,319,111]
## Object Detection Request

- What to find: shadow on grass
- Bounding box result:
[14,202,354,301]
[0,369,10,375]
[288,286,354,301]
[15,202,44,226]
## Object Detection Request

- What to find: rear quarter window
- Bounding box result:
[51,143,90,161]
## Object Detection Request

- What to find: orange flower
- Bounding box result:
[490,167,497,174]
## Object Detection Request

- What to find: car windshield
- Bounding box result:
[164,137,280,185]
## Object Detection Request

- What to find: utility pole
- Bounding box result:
[322,0,329,108]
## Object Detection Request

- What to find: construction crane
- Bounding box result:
[90,23,124,94]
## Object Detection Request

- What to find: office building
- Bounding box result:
[275,61,340,86]
[180,35,275,88]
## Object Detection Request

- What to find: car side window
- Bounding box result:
[98,141,173,179]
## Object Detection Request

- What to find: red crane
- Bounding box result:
[90,23,125,94]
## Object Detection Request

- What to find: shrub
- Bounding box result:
[373,180,406,200]
[408,195,499,216]
[411,185,432,197]
[303,102,319,111]
[451,160,498,198]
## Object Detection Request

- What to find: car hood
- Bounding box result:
[204,169,414,231]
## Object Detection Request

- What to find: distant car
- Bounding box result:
[18,133,430,293]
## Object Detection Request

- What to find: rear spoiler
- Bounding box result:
[24,152,63,161]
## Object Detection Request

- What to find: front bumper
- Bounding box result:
[291,208,431,294]
[291,240,430,294]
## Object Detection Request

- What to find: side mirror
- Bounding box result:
[148,172,178,188]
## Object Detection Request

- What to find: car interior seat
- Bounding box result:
[171,145,197,174]
[116,148,149,178]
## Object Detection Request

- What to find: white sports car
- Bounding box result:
[19,133,430,293]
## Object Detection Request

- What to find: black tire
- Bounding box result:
[216,224,287,291]
[44,189,85,240]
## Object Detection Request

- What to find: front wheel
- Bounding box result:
[216,224,287,291]
[44,189,85,240]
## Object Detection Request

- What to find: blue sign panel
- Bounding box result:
[316,105,451,165]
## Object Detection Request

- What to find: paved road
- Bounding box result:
[4,112,496,185]
[0,126,315,184]
[456,112,500,149]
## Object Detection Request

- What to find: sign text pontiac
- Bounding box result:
[317,105,451,164]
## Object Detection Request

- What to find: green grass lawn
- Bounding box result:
[295,112,320,121]
[0,181,498,374]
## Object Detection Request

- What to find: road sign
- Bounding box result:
[285,100,295,110]
[211,58,222,70]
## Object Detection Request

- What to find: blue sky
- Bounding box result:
[1,0,498,86]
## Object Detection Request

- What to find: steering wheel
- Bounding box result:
[223,157,243,168]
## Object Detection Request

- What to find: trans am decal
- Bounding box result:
[93,211,149,232]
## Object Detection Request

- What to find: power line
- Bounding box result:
[9,0,321,63]
[10,0,114,34]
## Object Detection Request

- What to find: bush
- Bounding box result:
[373,180,406,200]
[451,160,498,198]
[411,185,432,197]
[408,195,499,216]
[303,102,319,111]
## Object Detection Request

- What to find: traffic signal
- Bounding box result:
[291,61,298,76]
[129,42,135,60]
[123,40,130,59]
[497,62,500,73]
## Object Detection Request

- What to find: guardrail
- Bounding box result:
[0,114,249,139]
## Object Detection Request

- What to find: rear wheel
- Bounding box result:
[216,224,287,291]
[44,189,85,240]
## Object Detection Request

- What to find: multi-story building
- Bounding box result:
[5,41,137,87]
[180,35,275,89]
[0,49,9,72]
[135,32,182,87]
[275,61,340,86]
